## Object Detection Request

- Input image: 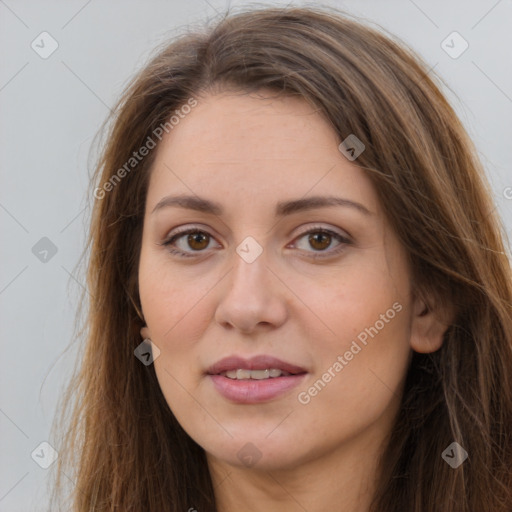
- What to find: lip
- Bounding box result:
[206,355,307,375]
[206,355,308,404]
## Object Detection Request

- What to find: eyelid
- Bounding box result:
[291,224,352,243]
[160,223,352,258]
[159,225,222,256]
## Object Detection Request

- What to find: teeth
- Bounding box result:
[223,368,290,380]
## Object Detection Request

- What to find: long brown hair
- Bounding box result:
[50,5,512,511]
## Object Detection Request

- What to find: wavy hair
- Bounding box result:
[50,4,512,511]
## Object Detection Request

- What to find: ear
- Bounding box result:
[410,294,455,354]
[140,326,151,340]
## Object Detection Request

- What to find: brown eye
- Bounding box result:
[163,226,351,260]
[292,227,351,259]
[308,231,332,251]
[186,231,210,250]
[162,229,218,258]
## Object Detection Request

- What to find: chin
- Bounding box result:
[204,435,311,472]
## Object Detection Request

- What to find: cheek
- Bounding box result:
[297,256,408,351]
[293,308,411,450]
[138,250,215,346]
[138,256,215,416]
[294,260,411,417]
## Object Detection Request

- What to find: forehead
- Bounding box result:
[146,90,380,216]
[163,90,335,157]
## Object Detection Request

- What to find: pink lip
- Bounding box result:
[206,355,307,375]
[206,355,308,404]
[208,374,307,404]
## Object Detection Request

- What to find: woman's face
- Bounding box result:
[138,89,424,472]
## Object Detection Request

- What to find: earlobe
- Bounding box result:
[410,297,454,354]
[140,326,151,340]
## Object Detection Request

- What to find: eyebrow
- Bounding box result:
[151,194,373,217]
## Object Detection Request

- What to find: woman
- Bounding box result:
[51,5,512,511]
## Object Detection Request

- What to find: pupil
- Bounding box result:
[189,232,208,250]
[310,232,330,250]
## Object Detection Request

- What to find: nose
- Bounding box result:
[214,246,288,334]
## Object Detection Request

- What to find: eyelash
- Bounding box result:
[159,225,352,260]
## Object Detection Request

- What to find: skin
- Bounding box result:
[138,89,449,512]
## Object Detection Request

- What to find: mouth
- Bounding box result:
[219,368,295,379]
[206,355,308,404]
[207,354,307,376]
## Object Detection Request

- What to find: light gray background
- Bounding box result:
[1,0,511,510]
